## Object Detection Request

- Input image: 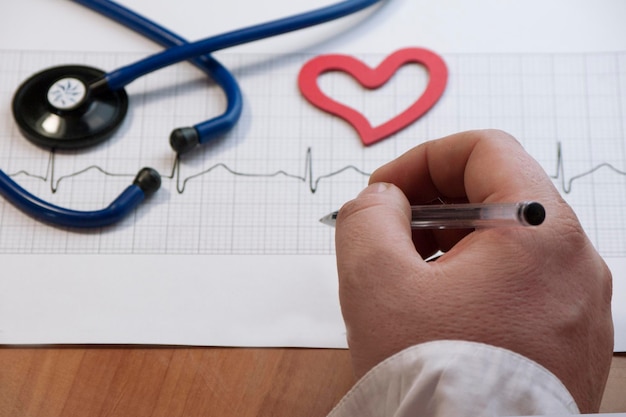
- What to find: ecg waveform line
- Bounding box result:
[9,148,372,195]
[551,142,626,194]
[8,142,626,197]
[11,151,134,193]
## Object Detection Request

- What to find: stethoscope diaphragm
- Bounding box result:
[12,65,128,150]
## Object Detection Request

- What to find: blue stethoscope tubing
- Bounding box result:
[96,0,383,91]
[2,0,383,228]
[0,169,154,228]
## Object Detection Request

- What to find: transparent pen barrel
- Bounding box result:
[410,202,530,229]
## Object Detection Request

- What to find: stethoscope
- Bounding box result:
[3,0,382,228]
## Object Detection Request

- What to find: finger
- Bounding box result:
[334,182,428,374]
[335,182,416,271]
[335,182,434,306]
[370,129,558,205]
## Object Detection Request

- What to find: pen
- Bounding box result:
[319,201,545,229]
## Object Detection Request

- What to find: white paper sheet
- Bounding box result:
[1,1,625,351]
[0,255,345,347]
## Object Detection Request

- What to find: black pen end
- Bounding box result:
[522,202,546,226]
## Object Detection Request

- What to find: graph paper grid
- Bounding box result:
[0,50,625,257]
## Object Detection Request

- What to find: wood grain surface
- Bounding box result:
[0,347,624,417]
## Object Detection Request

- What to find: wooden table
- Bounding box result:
[1,347,624,417]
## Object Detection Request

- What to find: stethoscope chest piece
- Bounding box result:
[12,65,128,150]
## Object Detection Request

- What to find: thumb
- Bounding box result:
[335,182,417,284]
[334,182,424,375]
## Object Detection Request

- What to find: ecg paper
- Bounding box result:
[0,50,624,351]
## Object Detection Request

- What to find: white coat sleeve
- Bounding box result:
[328,340,579,417]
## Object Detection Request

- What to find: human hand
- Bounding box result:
[334,130,613,412]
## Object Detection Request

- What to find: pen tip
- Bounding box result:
[319,211,338,227]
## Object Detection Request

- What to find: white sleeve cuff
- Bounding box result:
[328,340,579,417]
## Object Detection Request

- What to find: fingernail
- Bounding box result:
[358,182,390,197]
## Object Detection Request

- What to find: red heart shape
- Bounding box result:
[298,48,448,146]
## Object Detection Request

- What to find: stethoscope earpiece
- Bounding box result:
[170,127,200,155]
[12,65,128,150]
[133,167,162,196]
